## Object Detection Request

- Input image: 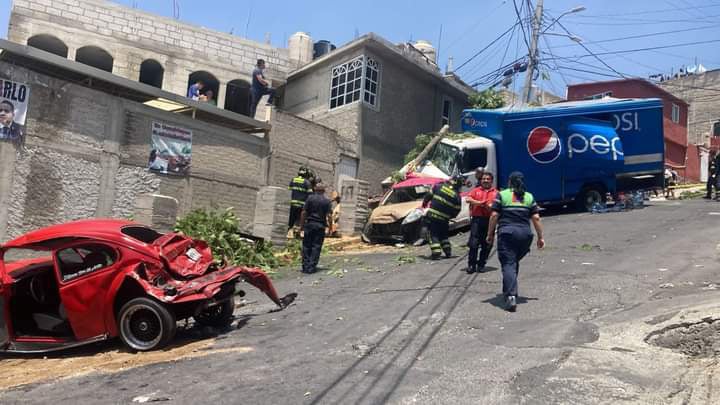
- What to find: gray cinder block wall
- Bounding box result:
[660,72,720,146]
[0,60,269,241]
[267,109,348,191]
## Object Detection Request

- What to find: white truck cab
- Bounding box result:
[415,136,498,187]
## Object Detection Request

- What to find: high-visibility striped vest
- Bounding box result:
[288,176,311,207]
[427,184,461,221]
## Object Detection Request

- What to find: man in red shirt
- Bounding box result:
[465,170,498,273]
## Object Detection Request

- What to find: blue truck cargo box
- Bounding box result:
[461,98,665,206]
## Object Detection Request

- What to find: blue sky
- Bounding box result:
[1,0,719,97]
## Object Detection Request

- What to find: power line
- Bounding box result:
[547,3,720,17]
[512,0,531,52]
[549,25,720,49]
[541,36,569,88]
[542,39,720,61]
[562,17,720,26]
[444,0,509,53]
[542,60,720,95]
[498,24,518,73]
[455,23,520,72]
[462,33,515,79]
[552,20,626,79]
[468,57,526,87]
[663,0,711,21]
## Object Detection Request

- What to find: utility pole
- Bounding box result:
[522,0,543,105]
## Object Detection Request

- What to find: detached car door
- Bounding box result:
[55,242,122,340]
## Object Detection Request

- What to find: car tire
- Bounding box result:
[118,297,177,351]
[576,186,606,212]
[361,222,374,244]
[193,299,235,328]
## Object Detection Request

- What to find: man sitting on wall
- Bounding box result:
[250,59,276,118]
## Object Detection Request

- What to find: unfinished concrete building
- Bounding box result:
[8,0,296,116]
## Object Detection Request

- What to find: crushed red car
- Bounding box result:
[0,219,296,353]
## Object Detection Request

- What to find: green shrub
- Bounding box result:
[469,88,505,109]
[174,207,279,272]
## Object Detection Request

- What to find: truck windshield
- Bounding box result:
[461,148,487,173]
[427,143,459,176]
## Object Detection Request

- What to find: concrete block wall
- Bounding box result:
[660,72,720,146]
[0,60,270,241]
[9,0,292,105]
[338,178,369,236]
[267,109,343,190]
[253,186,291,247]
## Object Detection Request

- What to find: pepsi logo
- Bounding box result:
[527,126,561,164]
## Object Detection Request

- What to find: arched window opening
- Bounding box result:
[139,59,164,88]
[27,34,68,58]
[76,46,114,72]
[224,79,251,115]
[187,71,219,105]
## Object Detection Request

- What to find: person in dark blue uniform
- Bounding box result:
[422,176,463,259]
[486,172,545,312]
[300,183,332,274]
[250,59,276,117]
[288,167,313,232]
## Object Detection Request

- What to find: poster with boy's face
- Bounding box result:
[0,80,30,144]
[148,122,192,176]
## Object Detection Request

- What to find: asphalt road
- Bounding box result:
[2,199,720,404]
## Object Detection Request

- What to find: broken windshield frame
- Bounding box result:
[426,143,460,176]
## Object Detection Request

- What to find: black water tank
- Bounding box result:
[313,40,336,59]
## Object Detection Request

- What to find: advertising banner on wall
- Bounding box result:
[147,122,192,175]
[0,79,30,145]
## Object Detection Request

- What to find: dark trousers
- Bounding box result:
[302,223,325,273]
[428,218,451,258]
[250,87,276,117]
[288,206,303,229]
[706,175,714,198]
[497,228,533,297]
[468,216,491,269]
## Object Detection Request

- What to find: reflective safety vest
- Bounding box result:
[288,176,311,207]
[497,189,536,229]
[499,189,535,208]
[427,184,461,222]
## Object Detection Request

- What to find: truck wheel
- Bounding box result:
[194,299,235,328]
[576,186,606,212]
[118,297,176,351]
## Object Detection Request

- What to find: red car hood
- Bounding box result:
[152,233,215,278]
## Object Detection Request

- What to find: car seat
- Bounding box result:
[32,304,69,334]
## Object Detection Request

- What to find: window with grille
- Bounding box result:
[330,55,380,110]
[364,57,380,107]
[712,121,720,137]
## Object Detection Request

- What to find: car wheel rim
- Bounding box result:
[121,305,163,350]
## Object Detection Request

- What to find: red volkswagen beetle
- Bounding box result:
[0,219,295,353]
